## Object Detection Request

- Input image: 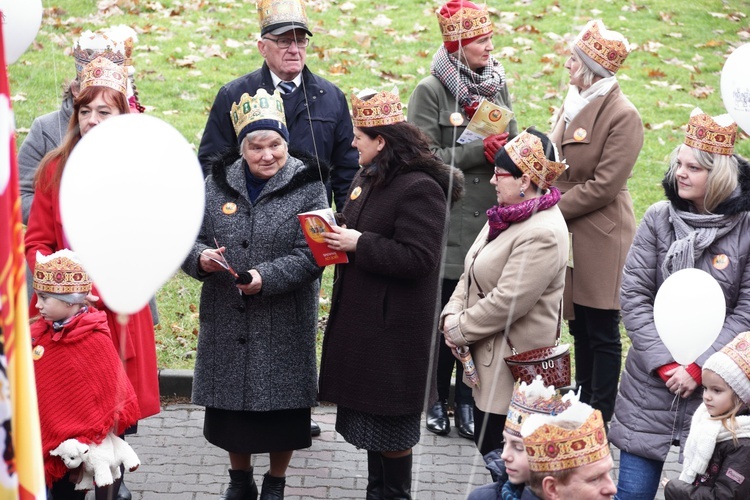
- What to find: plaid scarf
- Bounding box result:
[486,187,561,241]
[431,45,505,108]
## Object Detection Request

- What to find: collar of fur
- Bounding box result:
[662,154,750,216]
[208,146,330,201]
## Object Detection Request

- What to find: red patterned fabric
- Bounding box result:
[25,161,161,418]
[32,308,140,485]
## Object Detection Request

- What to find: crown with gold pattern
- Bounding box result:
[257,0,313,37]
[575,20,629,75]
[33,250,91,296]
[504,131,567,191]
[522,406,610,473]
[73,31,126,82]
[704,331,750,405]
[231,89,289,142]
[437,3,492,44]
[351,88,405,129]
[684,107,737,156]
[505,377,574,438]
[79,56,128,95]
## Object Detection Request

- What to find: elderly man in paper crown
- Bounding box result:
[520,400,617,499]
[198,0,358,214]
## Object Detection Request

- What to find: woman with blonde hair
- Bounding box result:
[610,109,750,499]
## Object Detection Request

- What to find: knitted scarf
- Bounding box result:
[501,480,525,500]
[661,204,741,279]
[431,45,505,109]
[562,76,616,124]
[680,404,750,482]
[486,187,561,241]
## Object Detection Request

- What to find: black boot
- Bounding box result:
[221,468,258,500]
[425,401,449,435]
[116,466,131,500]
[381,454,412,500]
[259,472,285,500]
[454,403,475,440]
[366,451,384,500]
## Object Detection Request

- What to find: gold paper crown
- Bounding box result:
[231,89,288,139]
[257,0,311,36]
[33,250,91,295]
[504,131,567,191]
[505,378,572,438]
[79,56,128,95]
[684,109,737,156]
[721,331,750,378]
[575,20,629,74]
[523,409,610,473]
[437,5,492,43]
[73,32,126,81]
[351,89,405,129]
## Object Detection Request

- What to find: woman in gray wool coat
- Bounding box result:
[609,109,750,500]
[182,89,328,500]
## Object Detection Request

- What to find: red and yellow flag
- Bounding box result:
[0,19,47,500]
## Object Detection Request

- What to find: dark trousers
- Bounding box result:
[436,278,474,405]
[568,303,621,421]
[473,407,506,456]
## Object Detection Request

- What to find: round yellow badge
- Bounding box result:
[222,202,237,215]
[573,128,587,141]
[713,254,729,270]
[350,186,362,200]
[32,345,44,361]
[450,112,463,126]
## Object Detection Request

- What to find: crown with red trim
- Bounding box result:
[575,20,629,74]
[522,403,610,473]
[505,376,575,438]
[684,107,737,156]
[33,250,91,295]
[436,0,492,44]
[504,131,567,191]
[79,56,128,96]
[351,88,405,129]
[73,30,126,82]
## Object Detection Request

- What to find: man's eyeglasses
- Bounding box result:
[262,37,309,49]
[494,167,514,180]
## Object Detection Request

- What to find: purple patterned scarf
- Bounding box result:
[486,187,561,241]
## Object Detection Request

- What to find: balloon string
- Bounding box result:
[668,382,682,451]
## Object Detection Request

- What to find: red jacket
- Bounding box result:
[33,308,140,485]
[26,160,161,419]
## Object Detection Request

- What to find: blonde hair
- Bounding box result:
[709,392,746,446]
[569,45,600,88]
[665,145,739,213]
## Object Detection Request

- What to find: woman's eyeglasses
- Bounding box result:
[494,167,514,180]
[262,37,310,49]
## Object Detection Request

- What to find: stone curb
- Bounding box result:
[158,368,194,398]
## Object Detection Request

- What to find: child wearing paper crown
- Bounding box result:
[663,331,750,499]
[31,250,140,499]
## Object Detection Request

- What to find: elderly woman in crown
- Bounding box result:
[181,89,328,499]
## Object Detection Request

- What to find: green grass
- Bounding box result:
[12,0,750,369]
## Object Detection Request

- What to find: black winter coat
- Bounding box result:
[197,63,358,211]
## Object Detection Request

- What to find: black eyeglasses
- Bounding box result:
[262,37,309,49]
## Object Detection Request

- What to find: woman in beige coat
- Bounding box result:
[441,129,568,456]
[550,20,644,424]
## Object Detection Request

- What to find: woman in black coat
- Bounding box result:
[319,89,463,499]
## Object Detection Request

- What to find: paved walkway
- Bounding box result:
[120,402,682,499]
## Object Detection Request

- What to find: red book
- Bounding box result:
[297,208,349,267]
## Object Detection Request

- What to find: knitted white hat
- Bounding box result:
[703,331,750,405]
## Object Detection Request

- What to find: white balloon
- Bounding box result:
[654,268,726,365]
[0,0,43,64]
[721,43,750,135]
[60,114,205,315]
